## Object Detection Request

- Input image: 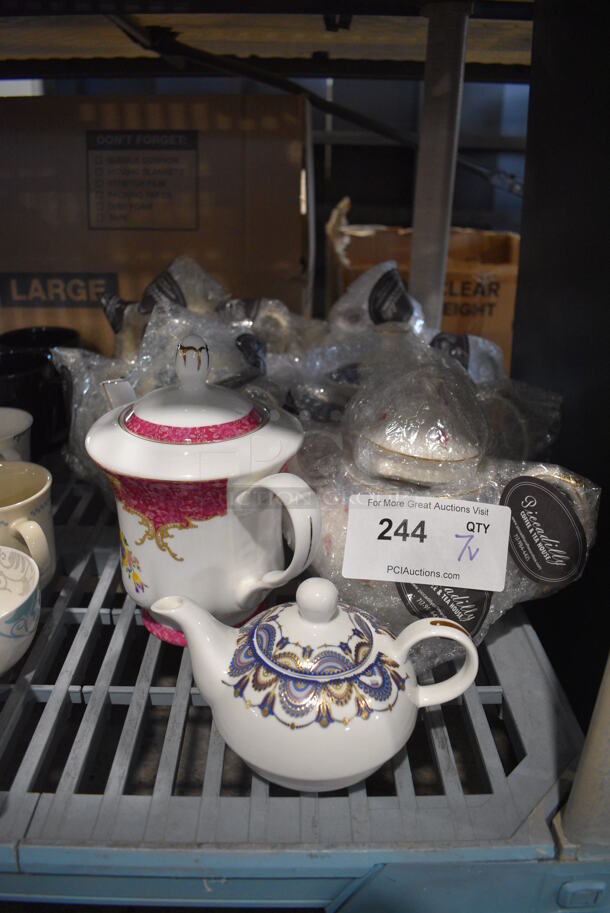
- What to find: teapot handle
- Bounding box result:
[239,472,321,593]
[0,446,21,461]
[392,618,479,708]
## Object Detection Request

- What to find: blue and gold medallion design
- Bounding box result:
[224,608,406,729]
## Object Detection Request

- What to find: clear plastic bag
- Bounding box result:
[276,323,560,466]
[328,261,424,336]
[239,377,285,413]
[216,297,295,354]
[141,255,229,314]
[422,329,507,384]
[50,347,128,506]
[266,325,435,425]
[291,435,600,666]
[345,349,489,485]
[130,301,266,394]
[477,379,561,460]
[287,314,330,353]
[102,256,229,363]
[101,298,149,366]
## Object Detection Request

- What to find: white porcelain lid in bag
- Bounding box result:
[345,360,488,485]
[85,334,304,482]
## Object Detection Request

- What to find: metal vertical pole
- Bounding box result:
[324,77,333,182]
[409,1,471,328]
[562,653,610,848]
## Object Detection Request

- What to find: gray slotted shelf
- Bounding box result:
[0,479,583,883]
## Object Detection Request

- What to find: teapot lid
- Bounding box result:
[85,334,304,481]
[226,579,406,728]
[122,334,266,445]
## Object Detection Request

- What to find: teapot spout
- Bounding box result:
[150,595,236,707]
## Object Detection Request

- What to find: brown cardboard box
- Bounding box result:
[326,198,519,370]
[0,95,312,355]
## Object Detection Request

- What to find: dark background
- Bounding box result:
[510,0,609,731]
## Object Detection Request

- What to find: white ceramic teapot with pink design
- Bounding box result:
[85,334,321,643]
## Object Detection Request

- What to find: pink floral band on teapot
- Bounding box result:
[121,406,264,444]
[109,473,227,562]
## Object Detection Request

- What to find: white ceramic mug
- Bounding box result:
[0,461,56,587]
[0,545,41,676]
[0,408,33,461]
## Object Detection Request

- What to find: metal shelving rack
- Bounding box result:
[0,2,608,910]
[0,480,594,910]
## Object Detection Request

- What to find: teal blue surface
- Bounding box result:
[1,857,609,911]
[0,872,351,907]
[339,860,610,913]
[14,841,559,878]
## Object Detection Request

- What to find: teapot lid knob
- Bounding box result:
[176,334,210,391]
[296,578,338,624]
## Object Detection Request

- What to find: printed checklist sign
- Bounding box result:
[87,130,198,231]
[342,494,511,592]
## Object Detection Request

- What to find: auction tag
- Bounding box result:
[342,494,511,592]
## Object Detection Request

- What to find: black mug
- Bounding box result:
[0,348,69,458]
[0,326,81,351]
[0,326,80,457]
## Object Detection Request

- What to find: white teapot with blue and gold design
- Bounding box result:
[151,577,478,792]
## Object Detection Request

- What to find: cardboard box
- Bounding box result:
[0,95,313,355]
[326,198,519,370]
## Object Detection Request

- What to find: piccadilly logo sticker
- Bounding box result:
[500,476,586,585]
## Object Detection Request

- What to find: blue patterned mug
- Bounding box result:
[0,546,41,676]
